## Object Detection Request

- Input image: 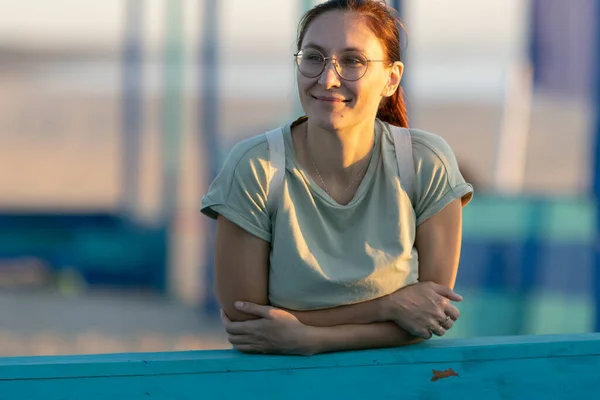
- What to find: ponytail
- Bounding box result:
[377,85,409,128]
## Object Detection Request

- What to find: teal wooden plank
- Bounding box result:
[0,343,599,399]
[1,334,600,381]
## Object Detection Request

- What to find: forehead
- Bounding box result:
[302,11,385,57]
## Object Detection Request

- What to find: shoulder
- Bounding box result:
[215,130,278,189]
[407,128,474,212]
[223,132,270,171]
[205,129,278,204]
[379,121,460,172]
[201,129,279,237]
[408,128,459,171]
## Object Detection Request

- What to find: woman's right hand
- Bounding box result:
[379,281,463,339]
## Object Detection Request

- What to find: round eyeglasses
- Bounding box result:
[294,49,390,81]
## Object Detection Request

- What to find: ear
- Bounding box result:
[382,61,404,97]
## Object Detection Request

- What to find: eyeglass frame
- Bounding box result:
[293,49,393,82]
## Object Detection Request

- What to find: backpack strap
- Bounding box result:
[390,126,415,205]
[265,128,286,216]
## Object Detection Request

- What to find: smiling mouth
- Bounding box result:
[312,95,351,103]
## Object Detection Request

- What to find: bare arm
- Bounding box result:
[414,198,463,288]
[307,322,420,354]
[214,216,270,322]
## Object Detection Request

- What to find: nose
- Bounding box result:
[317,59,341,89]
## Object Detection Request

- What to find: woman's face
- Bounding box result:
[297,11,402,131]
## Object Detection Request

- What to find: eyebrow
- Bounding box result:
[302,42,366,53]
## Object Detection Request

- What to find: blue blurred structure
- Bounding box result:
[391,0,402,15]
[528,0,600,332]
[0,213,166,290]
[200,0,221,315]
[454,196,594,337]
[529,0,595,100]
[592,0,600,332]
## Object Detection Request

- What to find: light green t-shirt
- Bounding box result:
[201,118,473,311]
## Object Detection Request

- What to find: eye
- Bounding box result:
[304,53,324,63]
[339,55,367,68]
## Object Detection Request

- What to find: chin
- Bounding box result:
[307,109,351,131]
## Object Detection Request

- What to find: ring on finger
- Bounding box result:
[440,315,452,329]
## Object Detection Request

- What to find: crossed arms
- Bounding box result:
[214,198,464,354]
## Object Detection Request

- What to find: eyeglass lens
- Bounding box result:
[296,49,369,81]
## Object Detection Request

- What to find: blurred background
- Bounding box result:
[0,0,598,356]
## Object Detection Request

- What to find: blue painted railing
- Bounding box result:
[1,333,599,399]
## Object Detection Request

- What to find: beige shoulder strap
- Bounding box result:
[390,126,415,205]
[265,128,285,215]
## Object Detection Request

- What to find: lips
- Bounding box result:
[312,95,350,103]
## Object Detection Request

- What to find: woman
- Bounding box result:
[201,0,473,355]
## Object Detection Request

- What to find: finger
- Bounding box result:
[228,334,253,345]
[435,285,463,302]
[417,329,433,340]
[235,301,274,319]
[440,316,454,330]
[443,303,461,321]
[220,309,231,324]
[430,325,446,337]
[223,319,261,335]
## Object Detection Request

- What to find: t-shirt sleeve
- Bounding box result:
[200,136,272,242]
[411,129,474,226]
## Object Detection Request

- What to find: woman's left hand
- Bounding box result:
[221,302,317,356]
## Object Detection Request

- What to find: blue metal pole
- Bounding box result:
[592,0,600,332]
[391,0,413,127]
[528,0,541,88]
[201,0,221,315]
[121,0,143,216]
[391,0,402,15]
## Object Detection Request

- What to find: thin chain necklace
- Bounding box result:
[305,131,373,197]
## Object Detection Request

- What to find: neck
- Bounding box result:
[305,119,375,180]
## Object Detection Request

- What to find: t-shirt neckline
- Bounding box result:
[282,117,383,208]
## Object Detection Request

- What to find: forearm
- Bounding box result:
[285,297,384,327]
[307,322,422,354]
